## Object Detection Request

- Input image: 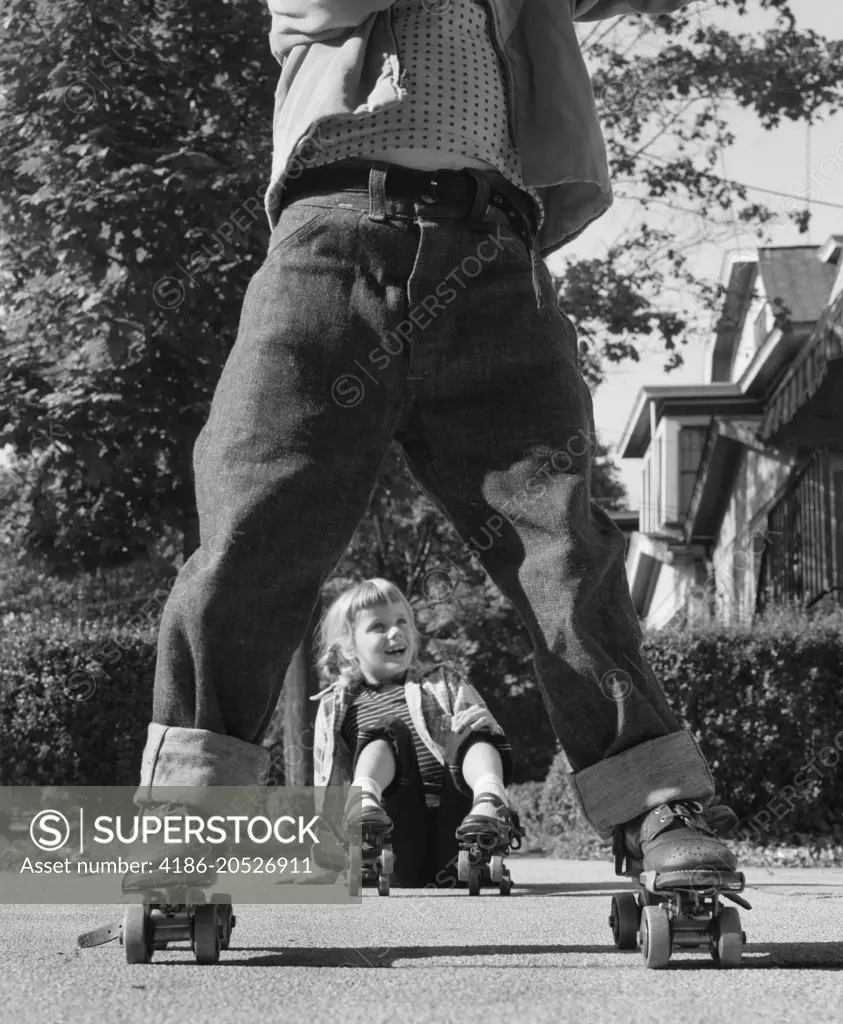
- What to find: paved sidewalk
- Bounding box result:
[1,857,840,1024]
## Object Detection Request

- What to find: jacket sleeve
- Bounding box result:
[573,0,695,21]
[267,0,397,50]
[312,695,332,788]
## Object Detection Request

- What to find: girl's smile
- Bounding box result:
[352,600,414,685]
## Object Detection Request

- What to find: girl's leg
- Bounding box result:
[352,738,397,814]
[449,733,521,850]
[461,741,509,816]
[353,719,429,887]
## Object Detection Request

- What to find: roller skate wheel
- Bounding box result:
[380,846,394,878]
[468,866,481,896]
[711,906,742,968]
[640,905,671,969]
[211,893,234,950]
[347,846,363,896]
[610,892,639,950]
[489,855,504,884]
[457,849,471,883]
[377,873,390,896]
[499,869,512,896]
[123,905,152,964]
[192,904,221,965]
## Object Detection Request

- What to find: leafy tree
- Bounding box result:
[0,0,275,569]
[566,0,843,387]
[2,0,838,565]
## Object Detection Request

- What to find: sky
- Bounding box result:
[552,0,843,512]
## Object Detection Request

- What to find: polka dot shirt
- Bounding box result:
[308,0,544,229]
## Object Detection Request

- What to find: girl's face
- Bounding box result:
[350,599,414,685]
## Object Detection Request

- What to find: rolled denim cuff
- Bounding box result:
[133,723,272,806]
[568,731,715,839]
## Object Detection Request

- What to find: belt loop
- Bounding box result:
[368,163,389,222]
[465,171,492,230]
[530,236,547,312]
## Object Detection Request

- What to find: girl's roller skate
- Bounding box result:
[608,801,751,970]
[454,792,524,896]
[345,793,395,896]
[77,803,236,965]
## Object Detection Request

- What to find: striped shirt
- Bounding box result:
[340,684,446,794]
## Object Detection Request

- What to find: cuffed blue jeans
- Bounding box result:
[136,161,714,839]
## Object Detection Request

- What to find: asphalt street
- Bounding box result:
[1,858,841,1024]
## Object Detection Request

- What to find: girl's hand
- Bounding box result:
[450,703,500,736]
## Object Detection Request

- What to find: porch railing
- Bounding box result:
[756,449,833,612]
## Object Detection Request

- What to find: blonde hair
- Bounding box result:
[314,578,421,692]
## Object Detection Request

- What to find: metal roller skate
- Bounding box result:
[345,798,395,897]
[77,803,235,965]
[78,879,236,965]
[360,826,395,897]
[608,801,751,969]
[455,793,524,896]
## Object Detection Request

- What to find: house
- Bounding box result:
[608,509,639,551]
[619,236,843,628]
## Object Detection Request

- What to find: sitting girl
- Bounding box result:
[312,576,523,887]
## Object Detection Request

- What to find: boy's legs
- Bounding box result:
[395,176,731,870]
[137,184,429,802]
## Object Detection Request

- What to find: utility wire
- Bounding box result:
[615,144,843,210]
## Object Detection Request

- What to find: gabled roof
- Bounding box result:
[708,245,837,383]
[756,247,838,326]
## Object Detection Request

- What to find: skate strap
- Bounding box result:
[464,794,524,848]
[77,921,122,948]
[471,791,505,810]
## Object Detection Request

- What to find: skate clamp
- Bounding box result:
[76,890,236,965]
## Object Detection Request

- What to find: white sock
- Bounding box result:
[352,775,383,810]
[471,773,508,813]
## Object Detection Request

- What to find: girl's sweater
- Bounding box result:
[312,663,510,808]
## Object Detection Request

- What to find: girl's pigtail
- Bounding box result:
[317,641,362,693]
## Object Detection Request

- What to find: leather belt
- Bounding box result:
[280,159,538,235]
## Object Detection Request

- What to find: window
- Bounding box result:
[678,427,709,519]
[753,302,769,349]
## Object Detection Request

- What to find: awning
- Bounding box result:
[684,418,789,544]
[760,290,843,441]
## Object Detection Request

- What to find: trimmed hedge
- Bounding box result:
[644,610,843,838]
[2,609,842,843]
[0,615,154,786]
[530,609,843,843]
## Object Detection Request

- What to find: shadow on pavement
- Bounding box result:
[145,941,843,969]
[507,882,633,896]
[186,943,619,966]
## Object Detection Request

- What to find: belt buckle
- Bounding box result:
[420,176,441,205]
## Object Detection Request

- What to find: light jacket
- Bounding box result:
[263,0,694,258]
[311,663,505,798]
